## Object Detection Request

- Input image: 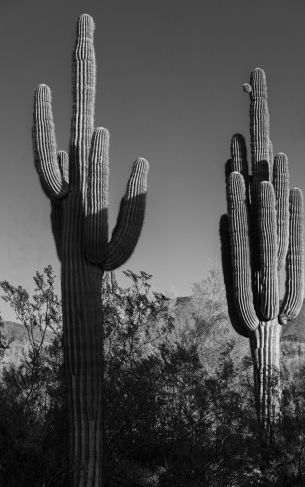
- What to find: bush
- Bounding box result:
[0,268,305,486]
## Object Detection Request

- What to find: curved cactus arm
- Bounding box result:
[243,68,270,189]
[273,153,289,270]
[257,182,279,320]
[84,128,109,264]
[226,172,259,331]
[70,14,96,187]
[33,85,69,200]
[220,214,248,337]
[51,151,69,259]
[103,158,149,271]
[280,188,304,322]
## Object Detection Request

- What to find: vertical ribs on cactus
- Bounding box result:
[33,14,149,486]
[221,68,304,436]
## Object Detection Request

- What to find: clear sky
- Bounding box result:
[1,0,305,320]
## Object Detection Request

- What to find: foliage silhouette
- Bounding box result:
[0,267,305,485]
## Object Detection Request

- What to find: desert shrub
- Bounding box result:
[0,268,305,486]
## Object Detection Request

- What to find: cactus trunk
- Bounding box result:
[33,14,149,486]
[249,320,281,436]
[62,210,104,484]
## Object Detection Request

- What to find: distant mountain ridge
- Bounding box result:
[173,296,305,378]
[1,299,305,377]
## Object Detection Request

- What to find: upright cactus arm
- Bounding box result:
[84,127,109,264]
[280,188,304,321]
[57,150,69,185]
[84,127,149,269]
[243,68,270,164]
[104,157,149,271]
[33,85,70,200]
[70,14,96,189]
[226,171,259,331]
[243,68,270,187]
[220,214,248,338]
[257,181,279,320]
[273,153,289,269]
[230,133,248,178]
[269,139,274,177]
[51,151,69,258]
[230,133,250,202]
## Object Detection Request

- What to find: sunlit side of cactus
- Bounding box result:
[32,14,149,486]
[221,68,304,436]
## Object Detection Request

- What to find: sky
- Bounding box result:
[1,0,305,320]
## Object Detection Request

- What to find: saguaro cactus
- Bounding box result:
[32,14,149,486]
[221,68,304,436]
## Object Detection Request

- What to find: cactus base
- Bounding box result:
[249,320,281,436]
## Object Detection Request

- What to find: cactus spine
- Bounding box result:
[32,14,149,486]
[221,68,304,436]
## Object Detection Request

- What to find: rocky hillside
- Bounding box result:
[281,304,305,380]
[1,321,55,370]
[174,296,305,378]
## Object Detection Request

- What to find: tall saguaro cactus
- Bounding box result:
[32,14,149,486]
[221,68,304,436]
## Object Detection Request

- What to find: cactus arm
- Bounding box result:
[57,150,69,186]
[243,68,270,167]
[257,182,279,320]
[84,128,109,264]
[104,158,149,271]
[273,153,289,269]
[226,172,259,331]
[51,151,69,259]
[280,188,304,322]
[231,133,250,203]
[269,139,274,179]
[33,85,69,200]
[230,133,248,179]
[219,214,248,337]
[70,14,96,190]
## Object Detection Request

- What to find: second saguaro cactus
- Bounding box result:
[221,68,304,436]
[33,14,149,486]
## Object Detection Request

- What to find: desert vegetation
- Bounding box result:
[0,267,305,486]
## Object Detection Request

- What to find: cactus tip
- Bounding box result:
[250,68,267,96]
[232,133,244,140]
[253,67,265,74]
[291,187,304,202]
[77,13,95,40]
[94,126,110,141]
[134,157,149,173]
[36,84,51,102]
